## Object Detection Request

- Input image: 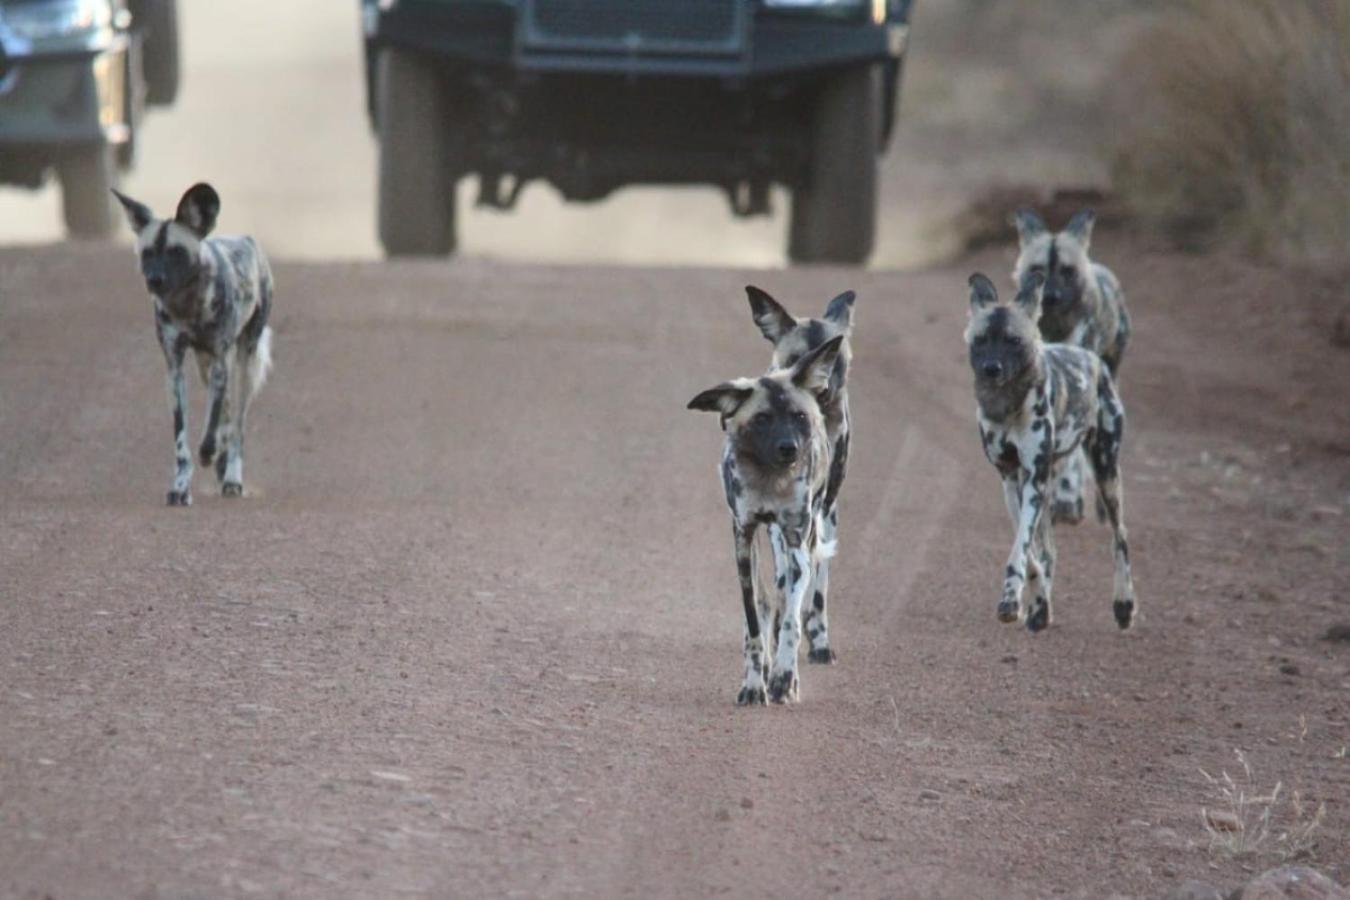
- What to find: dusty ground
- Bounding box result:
[1,237,1346,898]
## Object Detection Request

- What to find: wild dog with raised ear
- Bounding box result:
[688,335,845,705]
[965,271,1136,632]
[745,285,854,664]
[113,183,274,505]
[1011,208,1132,524]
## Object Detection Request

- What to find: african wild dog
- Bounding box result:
[1012,208,1131,524]
[113,183,274,505]
[965,271,1136,632]
[744,285,854,664]
[688,335,845,705]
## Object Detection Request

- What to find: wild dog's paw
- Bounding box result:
[198,438,217,467]
[1025,598,1051,633]
[1113,598,1136,630]
[767,669,799,704]
[807,646,836,665]
[221,482,243,498]
[736,684,767,707]
[996,597,1022,624]
[166,489,192,507]
[1051,499,1085,526]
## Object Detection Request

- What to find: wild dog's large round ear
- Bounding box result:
[968,273,999,311]
[111,189,153,233]
[1010,208,1047,245]
[745,285,796,345]
[1065,208,1096,247]
[791,334,845,396]
[688,380,755,418]
[175,183,221,238]
[823,290,856,329]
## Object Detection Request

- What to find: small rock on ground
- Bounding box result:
[1164,881,1225,900]
[1237,866,1349,900]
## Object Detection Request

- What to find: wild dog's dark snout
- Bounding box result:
[776,439,799,463]
[982,360,1003,379]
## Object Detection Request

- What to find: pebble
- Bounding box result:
[918,789,942,803]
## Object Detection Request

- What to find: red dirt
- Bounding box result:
[0,239,1346,898]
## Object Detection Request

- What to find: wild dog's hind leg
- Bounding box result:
[224,317,272,497]
[1089,374,1137,629]
[160,323,193,506]
[735,524,769,706]
[803,506,838,663]
[1052,451,1086,525]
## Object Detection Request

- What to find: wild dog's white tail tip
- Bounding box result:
[248,326,273,397]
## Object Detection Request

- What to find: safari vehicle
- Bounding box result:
[0,0,179,237]
[361,0,913,263]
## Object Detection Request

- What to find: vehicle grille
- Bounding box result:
[521,0,745,55]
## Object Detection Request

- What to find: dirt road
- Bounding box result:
[1,241,1347,898]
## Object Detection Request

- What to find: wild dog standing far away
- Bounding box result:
[965,272,1137,632]
[113,183,274,506]
[744,285,856,665]
[1011,208,1132,525]
[688,335,846,705]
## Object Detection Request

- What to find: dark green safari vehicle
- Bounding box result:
[361,0,914,263]
[0,0,179,237]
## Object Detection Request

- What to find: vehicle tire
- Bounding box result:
[377,48,455,257]
[59,144,118,239]
[117,36,146,170]
[788,64,881,266]
[134,0,179,106]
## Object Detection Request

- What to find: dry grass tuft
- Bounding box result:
[1109,0,1350,266]
[1199,748,1328,861]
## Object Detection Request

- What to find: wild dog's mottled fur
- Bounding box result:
[745,285,854,665]
[114,183,274,505]
[965,272,1137,632]
[1012,208,1132,524]
[689,336,844,705]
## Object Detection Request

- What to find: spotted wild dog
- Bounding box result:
[688,335,845,704]
[965,272,1136,632]
[113,183,274,505]
[1011,208,1131,524]
[744,285,855,664]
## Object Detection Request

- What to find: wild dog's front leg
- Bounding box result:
[803,506,837,663]
[999,465,1049,625]
[1090,376,1137,629]
[734,523,769,706]
[1026,512,1057,632]
[198,354,233,476]
[160,325,193,506]
[768,526,811,703]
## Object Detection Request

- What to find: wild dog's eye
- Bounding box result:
[1060,265,1076,278]
[752,412,772,425]
[973,335,988,347]
[792,410,808,423]
[1006,336,1022,347]
[1029,265,1046,274]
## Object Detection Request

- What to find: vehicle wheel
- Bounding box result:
[59,144,118,239]
[117,36,147,170]
[788,64,880,266]
[134,0,180,106]
[377,48,455,257]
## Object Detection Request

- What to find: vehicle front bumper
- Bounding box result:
[366,1,909,78]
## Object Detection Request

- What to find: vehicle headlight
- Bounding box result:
[1,0,113,42]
